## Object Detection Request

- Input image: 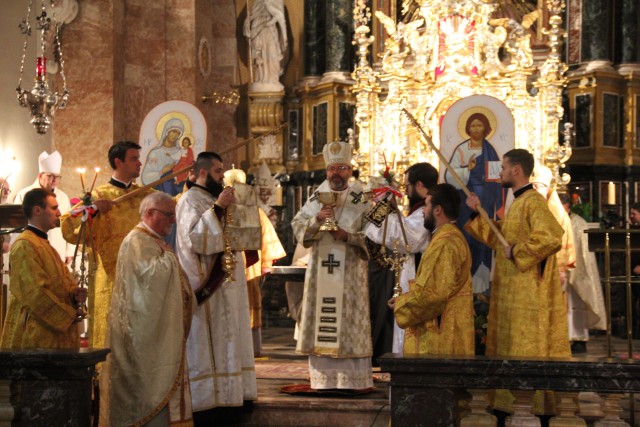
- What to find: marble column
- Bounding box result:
[321,0,353,82]
[618,0,640,74]
[579,0,613,71]
[303,0,326,81]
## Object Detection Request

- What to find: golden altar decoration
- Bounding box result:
[351,0,571,190]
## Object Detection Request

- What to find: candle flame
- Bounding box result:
[76,168,86,174]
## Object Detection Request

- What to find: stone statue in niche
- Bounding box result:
[244,0,289,91]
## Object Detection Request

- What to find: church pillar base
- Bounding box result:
[460,389,496,427]
[549,392,586,426]
[248,91,286,174]
[506,390,541,427]
[594,394,630,427]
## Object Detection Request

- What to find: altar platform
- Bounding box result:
[243,327,390,427]
[240,327,640,427]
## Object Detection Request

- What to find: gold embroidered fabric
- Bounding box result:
[60,182,154,348]
[395,223,474,356]
[1,230,79,349]
[465,189,570,359]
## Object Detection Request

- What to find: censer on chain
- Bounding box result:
[365,191,411,298]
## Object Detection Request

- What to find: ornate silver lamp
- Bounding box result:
[16,0,69,135]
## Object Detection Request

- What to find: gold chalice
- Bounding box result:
[317,192,339,232]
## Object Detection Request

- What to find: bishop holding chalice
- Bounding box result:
[291,140,373,391]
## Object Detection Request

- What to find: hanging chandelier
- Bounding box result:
[16,0,69,135]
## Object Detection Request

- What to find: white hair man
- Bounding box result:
[102,192,193,426]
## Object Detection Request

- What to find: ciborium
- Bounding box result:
[317,192,339,232]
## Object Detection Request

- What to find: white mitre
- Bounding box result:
[38,151,62,174]
[322,140,352,167]
[255,161,276,187]
[531,164,553,188]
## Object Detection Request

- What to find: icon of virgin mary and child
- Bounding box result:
[141,117,195,195]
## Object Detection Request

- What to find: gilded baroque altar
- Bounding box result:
[352,0,571,188]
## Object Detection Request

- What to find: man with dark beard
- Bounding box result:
[175,152,257,425]
[388,183,474,355]
[365,162,438,358]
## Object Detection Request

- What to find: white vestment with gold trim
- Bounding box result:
[292,180,373,389]
[176,186,257,411]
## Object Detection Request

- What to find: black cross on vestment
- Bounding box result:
[321,254,341,274]
[350,191,363,204]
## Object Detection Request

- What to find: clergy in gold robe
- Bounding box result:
[292,141,374,390]
[101,192,193,427]
[1,188,86,349]
[61,141,153,349]
[465,149,569,414]
[464,150,569,359]
[245,207,286,356]
[392,184,474,356]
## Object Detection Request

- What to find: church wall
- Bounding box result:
[202,0,240,167]
[0,1,53,194]
[52,0,121,198]
[50,0,242,197]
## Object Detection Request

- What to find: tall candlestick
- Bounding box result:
[89,167,100,193]
[607,182,615,205]
[275,184,283,206]
[77,168,86,193]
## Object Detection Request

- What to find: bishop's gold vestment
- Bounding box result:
[465,187,570,358]
[61,182,154,348]
[395,223,474,356]
[1,229,80,349]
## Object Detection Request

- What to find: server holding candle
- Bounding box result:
[61,141,154,350]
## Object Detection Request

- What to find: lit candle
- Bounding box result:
[275,184,283,206]
[607,181,615,205]
[77,168,86,193]
[36,57,46,78]
[89,167,100,193]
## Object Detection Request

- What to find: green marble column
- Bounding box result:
[304,0,326,77]
[325,0,353,73]
[620,0,639,64]
[581,0,612,62]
